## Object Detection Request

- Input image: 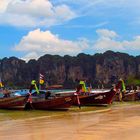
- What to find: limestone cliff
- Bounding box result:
[0,51,139,88]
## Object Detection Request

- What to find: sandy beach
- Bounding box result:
[0,103,140,140]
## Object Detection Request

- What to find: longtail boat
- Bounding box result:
[73,89,116,106]
[57,80,122,106]
[55,88,116,106]
[25,91,74,110]
[0,91,74,110]
[31,96,74,110]
[113,79,140,101]
[72,79,122,106]
[113,90,140,101]
[19,80,75,110]
[0,95,28,109]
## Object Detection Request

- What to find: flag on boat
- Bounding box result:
[0,78,4,88]
[30,80,39,94]
[39,73,44,85]
[121,79,126,92]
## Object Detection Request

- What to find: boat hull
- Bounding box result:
[0,96,27,109]
[30,95,74,110]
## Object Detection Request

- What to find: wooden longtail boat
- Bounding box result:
[113,79,140,101]
[27,80,75,110]
[23,81,74,110]
[30,95,74,110]
[25,91,74,110]
[0,95,28,109]
[59,80,122,106]
[113,91,140,101]
[0,92,74,110]
[73,89,116,106]
[55,88,116,106]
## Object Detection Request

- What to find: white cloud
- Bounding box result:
[1,0,139,27]
[21,52,39,61]
[93,29,140,53]
[14,29,89,61]
[13,28,140,61]
[96,29,118,39]
[93,37,124,53]
[62,21,109,29]
[123,36,140,50]
[0,0,76,27]
[0,0,10,13]
[55,0,140,24]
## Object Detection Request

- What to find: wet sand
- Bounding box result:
[0,103,140,140]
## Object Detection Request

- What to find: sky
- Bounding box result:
[1,0,140,61]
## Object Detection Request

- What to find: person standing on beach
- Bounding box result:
[25,80,39,110]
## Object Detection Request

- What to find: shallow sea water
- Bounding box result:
[0,102,140,140]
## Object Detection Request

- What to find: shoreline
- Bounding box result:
[0,102,140,140]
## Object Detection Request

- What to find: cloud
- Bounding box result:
[1,0,139,27]
[123,36,140,50]
[13,28,140,61]
[62,21,109,29]
[54,0,140,24]
[0,0,76,27]
[93,29,140,53]
[93,38,124,53]
[0,0,10,13]
[21,52,39,61]
[14,29,89,61]
[93,29,123,52]
[96,29,118,38]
